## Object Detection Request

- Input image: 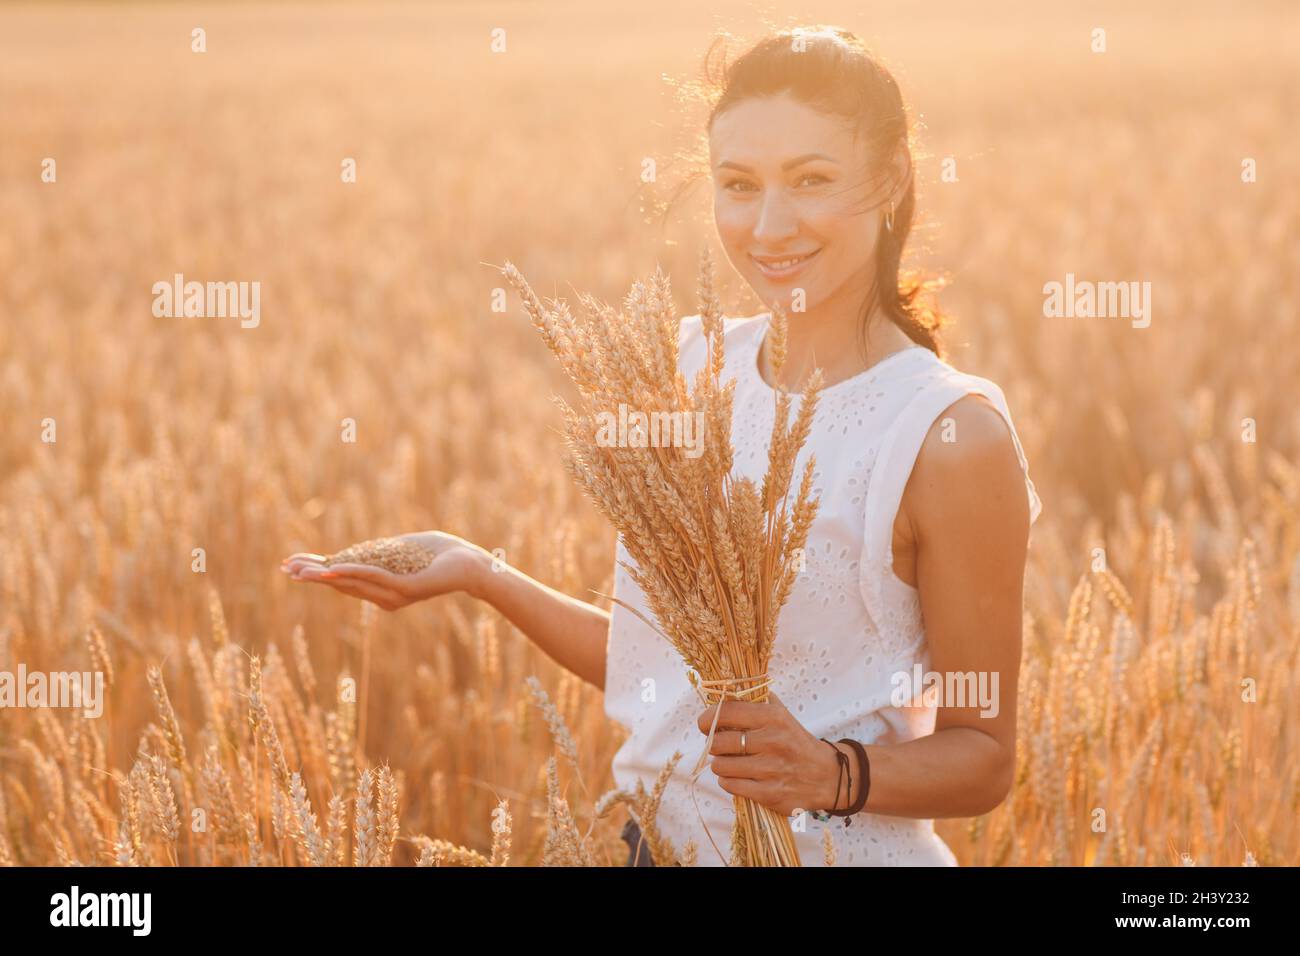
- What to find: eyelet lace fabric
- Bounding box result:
[603,314,1042,866]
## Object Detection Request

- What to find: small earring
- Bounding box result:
[884,200,894,233]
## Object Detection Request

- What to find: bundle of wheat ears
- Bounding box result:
[502,249,824,866]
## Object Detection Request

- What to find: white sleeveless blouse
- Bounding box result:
[604,313,1043,866]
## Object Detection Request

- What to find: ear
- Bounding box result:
[886,138,911,208]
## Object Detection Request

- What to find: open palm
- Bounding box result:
[281,531,488,610]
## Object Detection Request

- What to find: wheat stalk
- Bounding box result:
[503,248,822,866]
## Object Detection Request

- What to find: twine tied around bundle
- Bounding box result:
[687,670,774,866]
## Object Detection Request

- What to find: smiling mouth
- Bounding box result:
[750,248,821,279]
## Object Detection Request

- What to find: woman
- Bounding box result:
[282,26,1041,866]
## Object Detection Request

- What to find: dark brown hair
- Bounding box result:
[670,25,949,360]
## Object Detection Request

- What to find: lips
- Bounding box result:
[750,247,821,281]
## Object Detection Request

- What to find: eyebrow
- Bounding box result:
[715,152,838,173]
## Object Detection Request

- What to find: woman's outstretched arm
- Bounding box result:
[465,553,610,691]
[283,532,610,690]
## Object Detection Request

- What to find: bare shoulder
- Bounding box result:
[918,393,1020,468]
[900,393,1030,543]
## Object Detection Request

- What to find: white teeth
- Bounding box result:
[756,252,815,270]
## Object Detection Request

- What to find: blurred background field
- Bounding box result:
[0,0,1297,865]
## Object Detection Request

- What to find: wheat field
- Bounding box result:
[0,0,1297,866]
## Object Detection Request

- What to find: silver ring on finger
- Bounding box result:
[740,731,747,756]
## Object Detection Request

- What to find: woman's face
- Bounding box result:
[709,92,887,315]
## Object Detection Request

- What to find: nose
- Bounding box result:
[752,188,800,246]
